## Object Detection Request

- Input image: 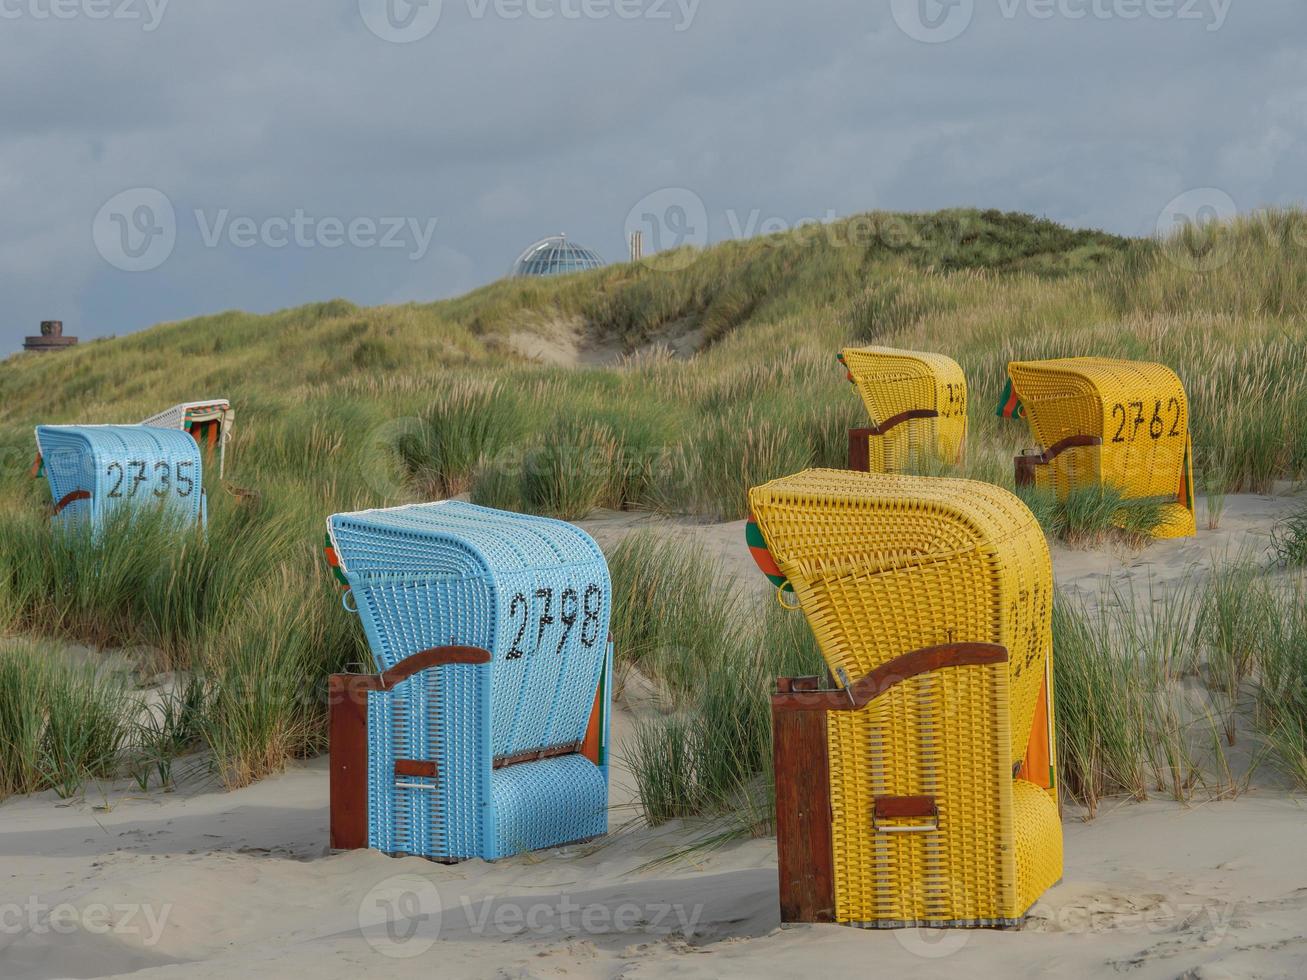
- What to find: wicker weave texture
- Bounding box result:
[140,400,233,477]
[841,346,967,467]
[332,501,612,862]
[35,425,205,530]
[751,469,1062,926]
[329,502,611,760]
[1008,357,1195,537]
[749,469,1051,761]
[827,665,1059,924]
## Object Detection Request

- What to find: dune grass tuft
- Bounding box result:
[0,641,134,801]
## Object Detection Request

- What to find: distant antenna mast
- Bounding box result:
[630,230,643,262]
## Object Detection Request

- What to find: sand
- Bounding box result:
[3,492,1306,979]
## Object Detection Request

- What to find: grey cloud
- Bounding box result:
[0,0,1304,353]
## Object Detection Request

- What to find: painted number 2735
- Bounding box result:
[106,459,195,499]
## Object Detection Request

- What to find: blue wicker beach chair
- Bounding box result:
[326,501,612,862]
[35,425,205,531]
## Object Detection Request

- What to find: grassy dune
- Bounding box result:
[0,207,1305,818]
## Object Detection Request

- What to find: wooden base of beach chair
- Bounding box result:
[328,646,494,852]
[773,644,1063,929]
[1013,435,1105,490]
[329,645,611,855]
[847,411,940,474]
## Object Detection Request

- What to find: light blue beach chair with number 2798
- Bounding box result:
[326,501,612,862]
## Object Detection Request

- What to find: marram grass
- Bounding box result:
[0,208,1306,800]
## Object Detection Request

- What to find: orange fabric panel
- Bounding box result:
[1019,669,1054,792]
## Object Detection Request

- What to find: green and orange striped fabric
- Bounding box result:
[996,378,1025,420]
[836,352,855,384]
[745,516,793,593]
[323,533,350,588]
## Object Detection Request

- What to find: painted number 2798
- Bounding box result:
[505,584,604,661]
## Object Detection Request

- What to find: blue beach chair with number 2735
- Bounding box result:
[35,425,205,531]
[326,501,613,862]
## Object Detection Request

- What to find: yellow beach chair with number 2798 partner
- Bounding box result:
[839,347,967,471]
[750,469,1062,929]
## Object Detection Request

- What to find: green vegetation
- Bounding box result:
[0,640,132,799]
[1271,501,1307,566]
[0,207,1306,805]
[1053,548,1307,818]
[616,534,824,831]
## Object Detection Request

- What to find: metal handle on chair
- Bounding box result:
[872,816,940,834]
[872,796,940,834]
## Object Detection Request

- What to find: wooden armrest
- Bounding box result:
[773,642,1009,712]
[1041,435,1103,464]
[850,409,940,442]
[53,490,92,515]
[329,645,492,701]
[873,408,940,436]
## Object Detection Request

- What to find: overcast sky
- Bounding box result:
[0,0,1302,352]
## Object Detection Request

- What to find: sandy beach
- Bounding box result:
[3,492,1306,980]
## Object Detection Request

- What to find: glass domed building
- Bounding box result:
[511,235,605,278]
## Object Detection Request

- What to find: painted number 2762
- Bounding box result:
[1110,398,1183,444]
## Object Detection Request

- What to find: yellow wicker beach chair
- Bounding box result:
[1007,357,1195,538]
[751,469,1062,928]
[840,346,967,471]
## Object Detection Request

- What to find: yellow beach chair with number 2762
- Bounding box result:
[750,469,1062,929]
[1007,357,1195,538]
